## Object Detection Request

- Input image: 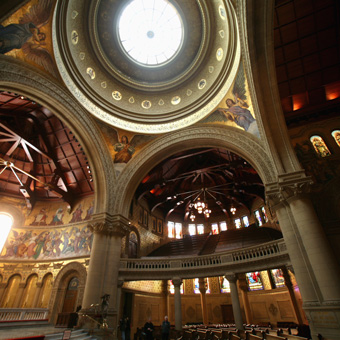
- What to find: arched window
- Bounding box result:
[270,269,285,288]
[188,224,196,235]
[220,276,230,293]
[242,216,249,227]
[211,223,219,234]
[128,232,138,258]
[310,135,331,157]
[246,272,264,291]
[331,130,340,147]
[168,221,175,238]
[175,223,182,239]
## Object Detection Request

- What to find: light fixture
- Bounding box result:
[189,211,196,221]
[194,197,205,214]
[230,206,236,215]
[0,212,13,254]
[203,207,211,218]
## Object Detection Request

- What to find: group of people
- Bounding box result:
[119,316,171,340]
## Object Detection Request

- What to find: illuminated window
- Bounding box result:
[332,130,340,147]
[175,223,182,239]
[235,218,241,229]
[211,223,219,235]
[220,276,230,293]
[194,278,210,294]
[242,216,249,227]
[197,224,204,234]
[188,224,196,236]
[0,213,13,254]
[310,135,331,157]
[220,221,227,231]
[118,0,184,67]
[168,221,174,238]
[169,280,183,294]
[254,210,262,226]
[246,272,263,291]
[261,206,268,223]
[271,269,285,288]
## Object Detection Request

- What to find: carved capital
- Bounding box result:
[198,277,207,294]
[266,172,313,209]
[224,274,237,283]
[88,214,131,237]
[172,278,182,287]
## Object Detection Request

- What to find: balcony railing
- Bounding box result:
[119,239,289,280]
[0,308,48,322]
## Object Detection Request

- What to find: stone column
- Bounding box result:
[199,278,208,324]
[238,274,251,324]
[225,274,244,330]
[266,174,340,339]
[172,278,182,331]
[81,214,130,328]
[14,282,26,308]
[282,267,303,325]
[162,280,169,319]
[32,282,43,308]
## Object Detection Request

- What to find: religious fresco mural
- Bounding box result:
[0,196,95,261]
[0,0,59,78]
[96,121,156,176]
[202,62,260,138]
[0,225,93,260]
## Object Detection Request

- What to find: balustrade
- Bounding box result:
[0,308,48,322]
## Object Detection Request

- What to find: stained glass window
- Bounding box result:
[188,224,196,236]
[331,130,340,147]
[211,223,219,235]
[261,206,268,223]
[168,221,174,238]
[271,269,285,288]
[175,222,182,239]
[197,224,204,234]
[242,216,249,227]
[235,218,241,229]
[254,210,262,226]
[220,276,230,293]
[246,272,263,291]
[310,135,331,157]
[220,221,227,231]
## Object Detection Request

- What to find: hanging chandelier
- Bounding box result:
[194,197,206,214]
[230,206,236,215]
[189,210,196,221]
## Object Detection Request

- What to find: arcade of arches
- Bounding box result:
[0,1,340,340]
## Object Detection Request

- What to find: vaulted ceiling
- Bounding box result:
[0,0,339,217]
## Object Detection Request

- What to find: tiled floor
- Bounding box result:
[0,325,64,340]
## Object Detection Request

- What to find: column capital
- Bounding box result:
[88,213,131,237]
[265,171,313,209]
[225,274,237,283]
[198,278,207,294]
[172,278,182,287]
[237,274,248,292]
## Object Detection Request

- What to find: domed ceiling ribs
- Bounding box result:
[136,148,264,220]
[0,92,94,209]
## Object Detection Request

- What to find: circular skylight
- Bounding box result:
[118,0,184,67]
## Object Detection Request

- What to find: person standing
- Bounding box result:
[125,316,131,340]
[161,316,171,340]
[143,317,154,340]
[119,317,126,340]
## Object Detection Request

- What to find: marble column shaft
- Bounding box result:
[225,275,243,330]
[173,278,182,331]
[199,278,208,324]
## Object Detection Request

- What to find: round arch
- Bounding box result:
[0,55,115,214]
[49,262,87,324]
[114,124,277,217]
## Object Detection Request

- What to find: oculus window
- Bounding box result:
[118,0,184,67]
